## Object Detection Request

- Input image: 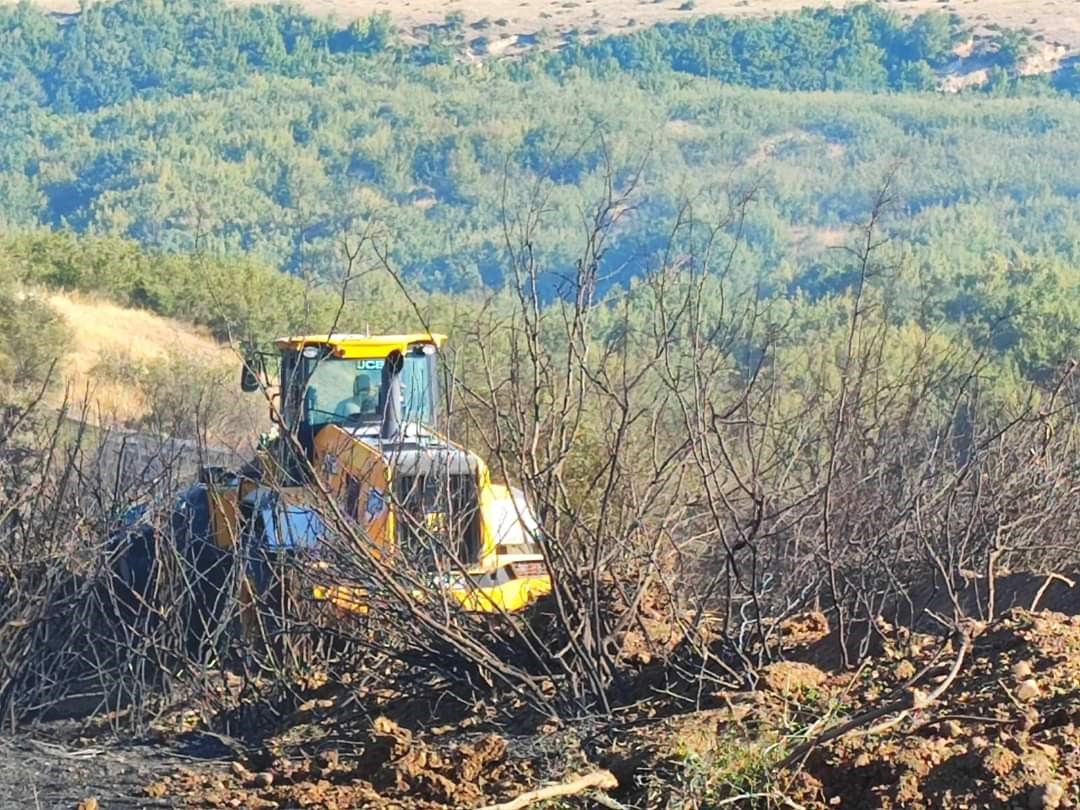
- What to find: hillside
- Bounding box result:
[8,0,1080,55]
[48,292,226,416]
[40,291,264,448]
[1,0,1080,390]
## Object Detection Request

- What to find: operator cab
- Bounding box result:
[272,334,444,455]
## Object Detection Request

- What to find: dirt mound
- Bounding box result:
[796,609,1080,808]
[759,661,828,697]
[11,605,1080,808]
[146,717,528,809]
[583,608,1080,809]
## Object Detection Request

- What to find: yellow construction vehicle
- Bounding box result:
[109,332,551,661]
[148,332,547,614]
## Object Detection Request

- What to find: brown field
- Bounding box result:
[9,0,1080,54]
[47,291,234,423]
[44,292,266,448]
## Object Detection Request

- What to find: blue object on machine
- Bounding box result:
[260,502,325,550]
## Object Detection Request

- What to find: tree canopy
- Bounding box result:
[0,0,1078,382]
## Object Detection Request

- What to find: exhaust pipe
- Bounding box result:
[380,349,404,441]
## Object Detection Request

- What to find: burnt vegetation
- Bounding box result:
[1,3,1080,805]
[0,165,1078,807]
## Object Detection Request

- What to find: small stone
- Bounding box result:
[230,761,252,780]
[145,782,169,799]
[78,799,99,810]
[1022,707,1041,731]
[251,772,274,788]
[1017,679,1041,702]
[758,661,827,697]
[984,745,1020,779]
[1029,783,1065,810]
[895,659,917,680]
[1012,660,1034,680]
[943,719,963,738]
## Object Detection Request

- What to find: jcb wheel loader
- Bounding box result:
[112,333,552,656]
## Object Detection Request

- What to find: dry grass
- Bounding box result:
[46,291,239,428]
[8,0,1080,53]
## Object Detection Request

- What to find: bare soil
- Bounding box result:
[6,600,1079,808]
[7,0,1080,56]
[797,608,1080,808]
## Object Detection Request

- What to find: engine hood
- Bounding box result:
[342,424,478,479]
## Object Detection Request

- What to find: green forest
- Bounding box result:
[1,0,1079,387]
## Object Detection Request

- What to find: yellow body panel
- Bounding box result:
[451,576,553,613]
[205,482,257,631]
[208,485,240,550]
[316,577,550,615]
[475,461,499,568]
[313,584,370,614]
[313,425,394,548]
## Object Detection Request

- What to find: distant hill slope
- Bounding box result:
[48,291,228,416]
[8,0,1078,55]
[1,0,1079,387]
[45,291,264,449]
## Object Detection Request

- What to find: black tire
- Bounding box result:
[170,485,239,664]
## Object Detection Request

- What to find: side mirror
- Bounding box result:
[241,352,264,393]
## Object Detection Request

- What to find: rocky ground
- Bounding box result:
[797,609,1080,809]
[4,605,1080,809]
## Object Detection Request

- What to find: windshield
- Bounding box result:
[290,349,436,430]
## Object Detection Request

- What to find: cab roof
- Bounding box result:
[275,333,447,359]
